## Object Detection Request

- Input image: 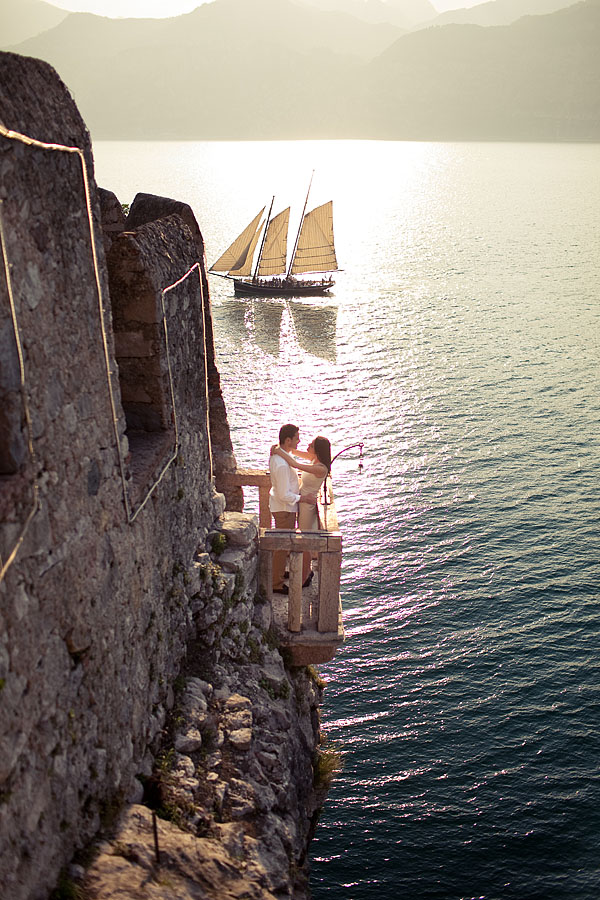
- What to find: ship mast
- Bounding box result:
[287,171,314,278]
[253,195,274,279]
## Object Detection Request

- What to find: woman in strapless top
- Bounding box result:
[271,436,332,585]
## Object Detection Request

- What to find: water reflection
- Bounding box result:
[214,296,338,361]
[215,298,247,343]
[251,300,285,356]
[290,301,338,362]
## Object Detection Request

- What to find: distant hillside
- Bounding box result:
[9,0,403,139]
[300,0,436,27]
[0,0,66,46]
[7,0,600,141]
[427,0,580,28]
[13,0,404,64]
[365,0,600,140]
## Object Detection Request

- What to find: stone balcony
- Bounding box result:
[220,469,344,666]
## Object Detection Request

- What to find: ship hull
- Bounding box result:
[233,277,334,298]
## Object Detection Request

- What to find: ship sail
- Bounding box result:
[210,208,265,274]
[257,207,290,277]
[229,218,264,277]
[290,201,337,275]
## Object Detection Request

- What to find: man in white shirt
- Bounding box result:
[269,423,315,594]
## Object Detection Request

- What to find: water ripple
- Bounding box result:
[185,141,600,900]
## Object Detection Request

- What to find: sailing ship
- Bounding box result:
[209,178,339,297]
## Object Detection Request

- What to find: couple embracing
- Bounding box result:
[268,423,332,595]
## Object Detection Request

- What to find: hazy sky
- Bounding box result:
[47,0,486,18]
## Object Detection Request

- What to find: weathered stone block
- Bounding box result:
[224,693,252,712]
[227,709,252,732]
[220,511,259,548]
[229,728,252,752]
[174,728,203,754]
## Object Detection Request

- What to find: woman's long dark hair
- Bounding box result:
[313,436,332,473]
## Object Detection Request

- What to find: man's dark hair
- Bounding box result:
[279,423,299,445]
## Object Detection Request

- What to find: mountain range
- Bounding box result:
[0,0,66,46]
[298,0,437,28]
[3,0,599,141]
[430,0,580,26]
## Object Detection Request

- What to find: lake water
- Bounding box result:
[94,140,600,899]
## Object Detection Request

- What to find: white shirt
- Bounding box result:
[269,453,300,513]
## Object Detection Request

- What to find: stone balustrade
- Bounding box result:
[220,469,344,665]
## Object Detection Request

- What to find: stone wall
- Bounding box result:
[0,60,219,897]
[98,187,243,513]
[83,511,327,900]
[0,51,329,900]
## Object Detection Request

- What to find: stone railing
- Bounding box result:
[222,468,273,528]
[219,469,344,664]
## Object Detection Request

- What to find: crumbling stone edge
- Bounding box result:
[65,507,334,900]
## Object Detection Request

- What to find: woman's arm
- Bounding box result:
[272,446,327,476]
